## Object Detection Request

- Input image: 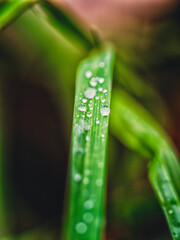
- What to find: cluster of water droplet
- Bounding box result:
[72,59,112,235]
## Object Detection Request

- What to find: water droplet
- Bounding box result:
[87,113,92,117]
[85,70,92,79]
[101,99,105,103]
[75,222,87,234]
[86,136,90,141]
[95,96,99,100]
[100,106,110,116]
[98,87,103,92]
[78,106,87,112]
[169,209,173,214]
[98,162,103,168]
[84,88,96,99]
[74,173,82,182]
[82,98,87,103]
[79,97,82,100]
[82,115,85,118]
[90,78,97,87]
[103,89,107,93]
[96,120,100,124]
[77,115,79,117]
[90,107,93,110]
[83,213,94,223]
[99,62,105,68]
[83,177,89,184]
[99,78,104,84]
[84,200,94,209]
[101,134,105,138]
[96,179,103,187]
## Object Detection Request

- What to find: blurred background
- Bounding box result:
[0,0,180,239]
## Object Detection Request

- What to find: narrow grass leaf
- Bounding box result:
[40,1,93,52]
[0,0,37,31]
[110,88,180,194]
[65,49,115,240]
[149,155,180,240]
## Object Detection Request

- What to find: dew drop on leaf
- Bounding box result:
[84,200,94,209]
[74,173,82,182]
[85,70,92,78]
[87,113,92,117]
[83,177,89,184]
[100,106,110,116]
[90,78,97,87]
[75,222,87,234]
[84,88,97,99]
[99,78,104,84]
[96,179,103,187]
[83,213,94,223]
[78,106,87,112]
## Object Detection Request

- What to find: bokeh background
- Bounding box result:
[0,0,180,239]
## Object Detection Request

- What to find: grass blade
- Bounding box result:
[64,48,115,240]
[40,1,93,52]
[0,0,37,31]
[110,88,180,193]
[149,155,180,240]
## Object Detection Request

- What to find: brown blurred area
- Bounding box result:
[51,0,178,38]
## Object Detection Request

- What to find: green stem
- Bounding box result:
[0,0,38,31]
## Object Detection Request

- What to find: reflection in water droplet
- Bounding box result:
[84,200,94,209]
[95,96,99,100]
[100,106,110,116]
[78,106,87,112]
[75,222,87,234]
[101,99,105,103]
[98,87,103,92]
[96,120,100,124]
[86,136,90,141]
[84,88,96,99]
[83,213,94,223]
[103,89,107,93]
[85,70,92,78]
[101,134,105,138]
[82,98,87,103]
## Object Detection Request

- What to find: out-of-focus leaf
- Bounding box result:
[0,0,37,31]
[40,1,93,53]
[110,88,180,194]
[149,155,180,240]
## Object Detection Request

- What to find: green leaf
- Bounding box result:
[40,1,93,52]
[64,48,115,240]
[149,155,180,240]
[110,88,180,193]
[0,0,37,31]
